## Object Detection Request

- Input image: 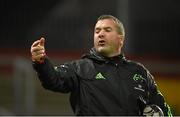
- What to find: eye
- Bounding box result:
[95,28,101,34]
[105,27,112,32]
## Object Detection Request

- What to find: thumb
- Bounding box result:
[39,37,45,47]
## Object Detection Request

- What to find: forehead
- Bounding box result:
[95,19,116,28]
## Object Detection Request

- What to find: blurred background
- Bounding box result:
[0,0,180,115]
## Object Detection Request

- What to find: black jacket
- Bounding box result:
[33,48,172,116]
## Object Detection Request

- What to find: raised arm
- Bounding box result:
[30,37,78,93]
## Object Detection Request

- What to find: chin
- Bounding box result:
[97,47,109,55]
[97,46,106,52]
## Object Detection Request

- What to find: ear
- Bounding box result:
[118,35,124,46]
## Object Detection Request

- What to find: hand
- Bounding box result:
[143,104,164,116]
[31,37,46,63]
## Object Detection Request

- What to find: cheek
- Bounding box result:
[94,35,98,45]
[116,39,121,46]
[109,37,122,50]
[110,37,120,45]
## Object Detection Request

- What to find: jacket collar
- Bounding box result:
[82,48,126,63]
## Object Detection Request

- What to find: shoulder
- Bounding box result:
[69,58,97,80]
[68,58,95,75]
[124,59,150,76]
[125,59,156,89]
[70,58,93,68]
[126,59,147,70]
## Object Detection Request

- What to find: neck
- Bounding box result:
[101,50,121,58]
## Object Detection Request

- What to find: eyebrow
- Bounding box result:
[95,26,112,30]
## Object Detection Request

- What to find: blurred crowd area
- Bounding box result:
[0,0,180,115]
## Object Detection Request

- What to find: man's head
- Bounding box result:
[94,15,125,57]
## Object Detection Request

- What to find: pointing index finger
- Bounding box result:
[39,37,45,46]
[32,40,40,47]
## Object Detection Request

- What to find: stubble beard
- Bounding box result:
[96,46,111,57]
[96,45,121,57]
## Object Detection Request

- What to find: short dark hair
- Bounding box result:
[97,15,125,36]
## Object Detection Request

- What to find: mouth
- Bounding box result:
[98,40,106,46]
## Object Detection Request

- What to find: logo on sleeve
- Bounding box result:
[95,72,106,80]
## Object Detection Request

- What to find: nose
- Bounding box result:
[98,31,105,38]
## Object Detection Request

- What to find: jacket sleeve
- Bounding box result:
[32,57,78,93]
[146,71,173,116]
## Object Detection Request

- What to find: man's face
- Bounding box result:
[94,19,124,57]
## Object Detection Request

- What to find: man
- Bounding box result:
[31,15,172,116]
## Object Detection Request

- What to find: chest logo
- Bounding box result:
[95,72,106,80]
[133,74,144,82]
